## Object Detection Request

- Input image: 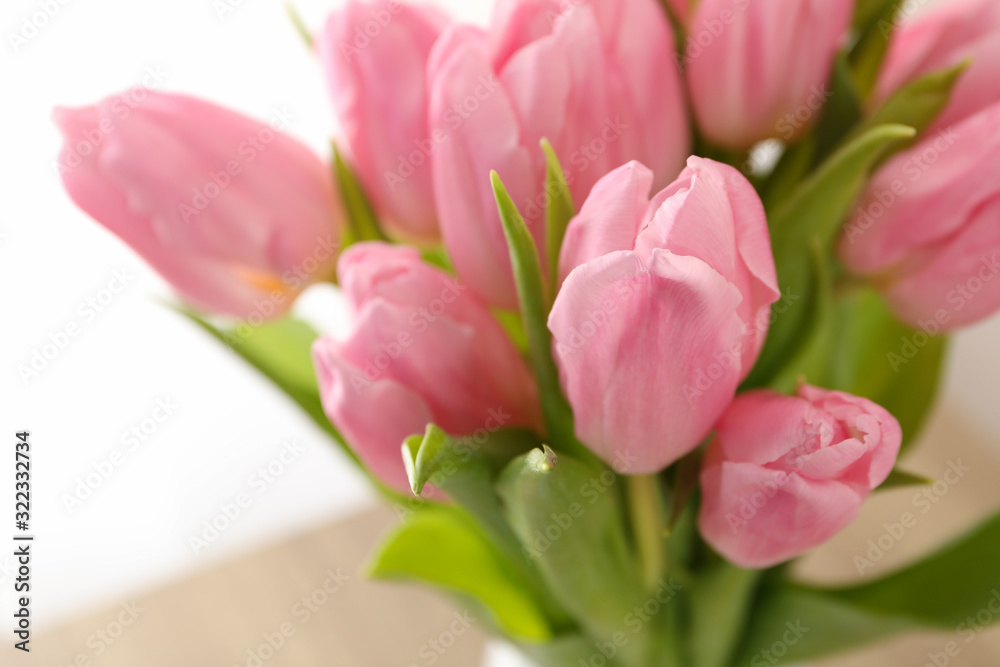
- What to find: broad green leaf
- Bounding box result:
[498,448,651,664]
[734,584,913,665]
[854,61,970,142]
[369,505,553,641]
[878,468,933,490]
[519,634,627,667]
[747,124,916,387]
[826,287,947,450]
[332,142,386,244]
[491,172,582,457]
[829,508,1000,627]
[690,562,760,667]
[541,138,575,298]
[402,425,571,628]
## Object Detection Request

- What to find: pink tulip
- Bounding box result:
[875,0,1000,133]
[317,0,448,241]
[429,0,689,309]
[840,101,1000,330]
[699,385,902,569]
[54,92,341,320]
[313,242,540,492]
[549,158,779,474]
[684,0,853,149]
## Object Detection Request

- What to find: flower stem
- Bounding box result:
[627,473,666,592]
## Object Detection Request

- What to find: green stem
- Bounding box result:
[627,474,667,593]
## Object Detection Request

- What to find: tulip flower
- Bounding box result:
[54,92,342,320]
[548,158,779,474]
[313,242,540,492]
[840,101,1000,330]
[684,0,853,149]
[317,0,448,241]
[875,0,1000,133]
[699,385,902,569]
[429,0,689,308]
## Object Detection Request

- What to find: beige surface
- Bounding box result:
[6,402,1000,667]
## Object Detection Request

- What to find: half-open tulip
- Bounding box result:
[55,92,342,320]
[317,0,448,240]
[684,0,853,149]
[549,158,779,473]
[429,0,689,308]
[840,101,1000,330]
[313,243,540,492]
[699,385,902,569]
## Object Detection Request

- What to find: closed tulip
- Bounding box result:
[699,385,902,569]
[54,92,342,320]
[313,242,540,492]
[549,158,779,473]
[840,101,1000,330]
[317,0,448,240]
[875,0,1000,133]
[684,0,853,149]
[429,0,689,308]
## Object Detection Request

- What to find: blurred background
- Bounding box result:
[1,0,998,665]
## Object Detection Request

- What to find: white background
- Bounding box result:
[0,0,997,632]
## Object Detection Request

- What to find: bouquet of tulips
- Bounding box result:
[55,0,1000,664]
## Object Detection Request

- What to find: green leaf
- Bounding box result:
[849,0,901,100]
[369,505,553,641]
[491,172,580,455]
[854,61,970,142]
[826,287,947,450]
[498,449,650,663]
[746,124,916,387]
[810,53,863,168]
[690,563,760,667]
[402,425,571,629]
[541,138,575,297]
[734,583,913,666]
[828,507,1000,628]
[284,3,313,50]
[878,468,933,490]
[333,142,387,244]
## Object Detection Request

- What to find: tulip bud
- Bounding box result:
[317,0,448,241]
[429,0,689,309]
[684,0,853,149]
[548,158,779,473]
[840,101,1000,330]
[313,243,540,492]
[699,385,902,569]
[875,0,1000,132]
[54,92,342,320]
